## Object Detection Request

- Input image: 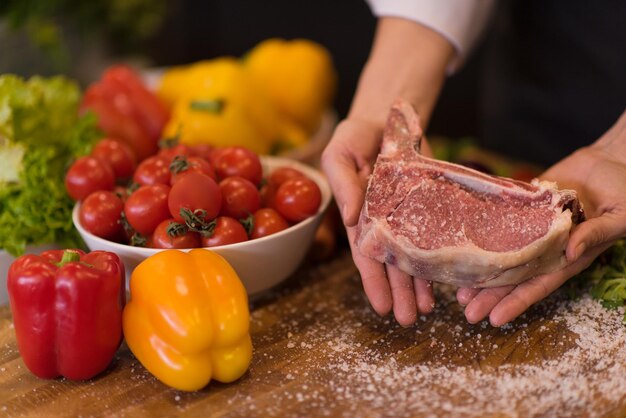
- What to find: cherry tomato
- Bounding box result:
[170,156,216,185]
[274,177,322,222]
[133,155,171,186]
[213,146,263,185]
[190,144,214,161]
[219,176,261,220]
[124,183,171,235]
[158,143,195,164]
[259,183,277,208]
[79,191,124,240]
[259,166,305,208]
[268,166,305,187]
[168,172,222,226]
[201,217,249,247]
[113,185,132,203]
[250,208,289,239]
[91,138,137,180]
[151,219,201,249]
[65,156,115,201]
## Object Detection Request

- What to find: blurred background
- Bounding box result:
[4,0,623,168]
[0,0,482,140]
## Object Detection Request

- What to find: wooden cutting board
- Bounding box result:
[1,250,625,417]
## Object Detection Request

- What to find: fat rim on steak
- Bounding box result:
[355,99,584,288]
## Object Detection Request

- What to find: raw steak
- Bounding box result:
[355,99,584,288]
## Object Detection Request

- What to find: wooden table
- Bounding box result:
[1,250,625,417]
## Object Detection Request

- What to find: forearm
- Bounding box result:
[348,17,455,130]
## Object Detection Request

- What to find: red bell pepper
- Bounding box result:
[7,249,125,380]
[81,81,158,161]
[80,65,170,161]
[102,65,170,141]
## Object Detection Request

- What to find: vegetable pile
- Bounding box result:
[69,141,323,249]
[159,38,336,155]
[0,75,100,256]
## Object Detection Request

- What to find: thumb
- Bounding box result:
[566,212,626,262]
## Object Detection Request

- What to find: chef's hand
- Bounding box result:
[456,109,626,326]
[320,17,452,326]
[321,118,436,326]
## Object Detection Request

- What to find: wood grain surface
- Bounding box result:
[1,250,625,418]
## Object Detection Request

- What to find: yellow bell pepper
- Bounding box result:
[163,95,271,154]
[244,38,337,134]
[160,58,285,154]
[123,249,252,391]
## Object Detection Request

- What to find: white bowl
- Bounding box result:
[73,156,332,296]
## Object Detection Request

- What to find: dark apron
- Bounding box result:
[480,0,626,166]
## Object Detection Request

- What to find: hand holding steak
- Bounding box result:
[355,99,584,288]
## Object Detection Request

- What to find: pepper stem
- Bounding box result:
[56,250,81,267]
[190,99,225,113]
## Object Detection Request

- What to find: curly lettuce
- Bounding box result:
[0,75,100,256]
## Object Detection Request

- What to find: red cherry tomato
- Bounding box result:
[91,138,137,180]
[274,177,322,222]
[201,217,249,247]
[113,185,132,203]
[158,143,195,164]
[133,155,171,186]
[268,166,306,187]
[259,183,277,208]
[213,146,263,185]
[219,176,261,220]
[65,156,115,201]
[78,191,124,240]
[124,183,171,235]
[190,144,214,161]
[250,208,289,239]
[259,166,305,208]
[151,219,201,249]
[170,156,216,185]
[168,172,222,226]
[208,147,224,169]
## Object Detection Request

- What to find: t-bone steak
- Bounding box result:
[355,99,584,288]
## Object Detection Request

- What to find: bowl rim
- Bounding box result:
[73,155,333,255]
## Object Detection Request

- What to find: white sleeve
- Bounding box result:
[366,0,495,73]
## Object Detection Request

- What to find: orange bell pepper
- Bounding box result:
[122,249,252,391]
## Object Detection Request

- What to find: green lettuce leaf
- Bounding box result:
[0,74,100,256]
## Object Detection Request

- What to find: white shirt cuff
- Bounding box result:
[367,0,495,73]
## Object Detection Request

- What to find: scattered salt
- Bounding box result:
[247,267,626,418]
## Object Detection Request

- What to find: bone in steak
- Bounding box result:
[355,99,584,288]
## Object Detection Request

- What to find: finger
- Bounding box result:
[321,143,368,228]
[456,288,480,306]
[489,242,612,326]
[347,226,392,316]
[414,278,435,314]
[386,264,417,326]
[463,285,515,324]
[320,150,364,226]
[566,213,626,262]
